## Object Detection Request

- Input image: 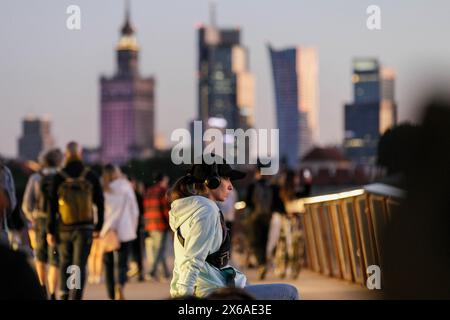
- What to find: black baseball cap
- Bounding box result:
[188,154,246,183]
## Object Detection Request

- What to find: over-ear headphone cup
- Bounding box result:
[206,176,221,189]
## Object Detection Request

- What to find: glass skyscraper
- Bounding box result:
[196,11,254,161]
[269,45,318,169]
[197,14,254,132]
[344,58,397,164]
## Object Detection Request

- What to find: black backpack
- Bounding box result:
[37,171,54,215]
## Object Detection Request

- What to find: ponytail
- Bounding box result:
[167,174,207,205]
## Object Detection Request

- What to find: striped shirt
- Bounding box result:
[144,184,169,232]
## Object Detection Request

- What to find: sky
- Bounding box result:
[1,0,450,158]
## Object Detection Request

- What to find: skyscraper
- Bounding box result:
[380,68,397,134]
[100,3,155,164]
[196,6,254,135]
[269,45,319,169]
[18,116,55,161]
[344,58,397,164]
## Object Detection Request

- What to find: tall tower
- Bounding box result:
[100,1,155,164]
[344,58,397,164]
[269,45,319,169]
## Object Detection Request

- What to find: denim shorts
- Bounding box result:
[34,218,59,266]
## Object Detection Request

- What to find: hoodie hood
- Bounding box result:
[169,195,218,232]
[108,177,133,194]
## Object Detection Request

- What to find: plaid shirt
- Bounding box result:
[144,184,169,232]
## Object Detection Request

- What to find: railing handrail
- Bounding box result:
[292,183,405,207]
[363,183,405,198]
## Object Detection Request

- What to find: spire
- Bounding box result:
[209,1,217,27]
[117,0,138,51]
[121,0,134,35]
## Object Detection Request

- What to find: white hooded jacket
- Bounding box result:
[100,178,139,243]
[169,195,247,298]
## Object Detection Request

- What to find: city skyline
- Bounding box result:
[1,0,450,158]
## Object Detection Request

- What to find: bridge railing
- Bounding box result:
[287,183,405,285]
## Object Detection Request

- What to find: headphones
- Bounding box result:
[204,162,221,190]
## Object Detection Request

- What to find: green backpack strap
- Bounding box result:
[58,170,71,181]
[58,168,89,181]
[80,167,90,180]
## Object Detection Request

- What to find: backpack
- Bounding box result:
[57,168,94,225]
[251,180,273,216]
[36,172,55,216]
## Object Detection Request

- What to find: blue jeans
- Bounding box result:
[149,230,170,278]
[244,284,300,300]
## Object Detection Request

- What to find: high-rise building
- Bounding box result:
[269,45,319,169]
[196,6,255,162]
[100,3,155,164]
[380,68,397,134]
[344,58,397,164]
[197,27,254,131]
[18,116,55,161]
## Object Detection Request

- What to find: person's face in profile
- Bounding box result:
[209,177,233,202]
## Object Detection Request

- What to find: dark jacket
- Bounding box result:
[47,159,104,235]
[0,244,46,300]
[245,178,273,215]
[0,164,17,232]
[246,179,312,215]
[272,183,312,214]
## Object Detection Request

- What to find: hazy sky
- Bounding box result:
[1,0,450,158]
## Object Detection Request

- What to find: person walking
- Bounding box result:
[22,148,63,299]
[144,172,171,281]
[100,164,139,300]
[245,162,274,280]
[167,153,299,300]
[270,169,312,279]
[0,161,17,246]
[47,141,104,300]
[127,177,145,282]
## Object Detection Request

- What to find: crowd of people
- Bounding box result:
[1,142,312,300]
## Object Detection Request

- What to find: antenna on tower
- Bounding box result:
[209,1,217,27]
[125,0,131,22]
